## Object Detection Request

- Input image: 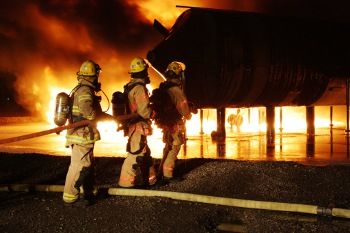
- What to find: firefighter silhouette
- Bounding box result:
[227,109,243,132]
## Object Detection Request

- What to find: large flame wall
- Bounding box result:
[0,0,167,119]
[1,1,350,120]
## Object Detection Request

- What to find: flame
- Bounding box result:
[185,106,346,136]
[1,0,263,122]
[127,0,187,28]
[96,121,123,142]
[11,1,345,136]
[185,109,216,135]
[45,81,165,144]
[44,82,346,161]
[27,4,93,53]
[127,0,262,29]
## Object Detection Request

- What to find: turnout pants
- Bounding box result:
[118,129,156,188]
[63,144,95,203]
[162,129,184,178]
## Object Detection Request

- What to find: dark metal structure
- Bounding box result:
[148,8,350,108]
[147,7,350,142]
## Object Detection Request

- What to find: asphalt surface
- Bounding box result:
[1,152,350,233]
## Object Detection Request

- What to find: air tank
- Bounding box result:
[147,8,350,108]
[54,92,70,126]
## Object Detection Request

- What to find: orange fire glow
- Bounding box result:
[7,0,261,124]
[27,4,93,53]
[9,0,347,138]
[127,0,187,28]
[127,0,261,29]
[44,81,347,158]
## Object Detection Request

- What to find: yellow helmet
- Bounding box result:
[77,60,101,76]
[166,61,186,76]
[129,57,148,74]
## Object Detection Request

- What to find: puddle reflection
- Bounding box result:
[180,128,350,163]
[0,122,349,163]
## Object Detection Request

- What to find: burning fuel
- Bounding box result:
[0,1,349,153]
[0,0,165,119]
[1,1,349,119]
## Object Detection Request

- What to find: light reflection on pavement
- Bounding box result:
[0,122,349,165]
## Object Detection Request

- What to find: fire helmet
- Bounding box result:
[77,60,101,76]
[129,57,148,74]
[166,61,186,76]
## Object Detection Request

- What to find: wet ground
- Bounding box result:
[0,121,349,165]
[1,153,350,233]
[1,120,350,232]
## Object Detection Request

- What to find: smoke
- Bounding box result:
[0,0,349,118]
[0,0,164,118]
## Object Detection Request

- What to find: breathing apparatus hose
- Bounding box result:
[100,88,110,113]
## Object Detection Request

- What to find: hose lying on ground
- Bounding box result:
[1,184,349,219]
[108,188,350,219]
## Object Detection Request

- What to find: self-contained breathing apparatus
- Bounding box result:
[111,82,145,134]
[53,84,107,127]
[150,82,182,128]
[53,60,108,127]
[54,92,71,126]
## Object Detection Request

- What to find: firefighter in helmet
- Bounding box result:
[118,57,157,188]
[227,109,243,133]
[63,60,104,206]
[158,61,192,182]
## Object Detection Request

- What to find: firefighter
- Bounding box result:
[118,57,157,188]
[227,109,243,132]
[63,60,105,206]
[159,61,192,182]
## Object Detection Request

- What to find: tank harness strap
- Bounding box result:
[81,147,94,160]
[127,130,148,155]
[69,84,97,139]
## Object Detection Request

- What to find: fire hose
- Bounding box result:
[1,184,350,219]
[0,113,138,145]
[108,188,350,219]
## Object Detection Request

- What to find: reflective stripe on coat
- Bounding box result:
[66,81,101,147]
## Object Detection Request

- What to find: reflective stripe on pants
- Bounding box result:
[163,145,181,178]
[63,144,94,203]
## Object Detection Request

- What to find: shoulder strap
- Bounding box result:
[159,81,179,90]
[69,84,95,97]
[69,84,81,97]
[124,82,146,94]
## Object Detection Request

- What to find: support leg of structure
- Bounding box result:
[279,107,283,133]
[211,108,226,141]
[330,106,333,130]
[200,109,204,135]
[306,106,315,157]
[346,78,350,157]
[347,78,350,134]
[217,141,226,157]
[330,106,334,157]
[279,107,283,151]
[266,106,275,149]
[248,108,251,125]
